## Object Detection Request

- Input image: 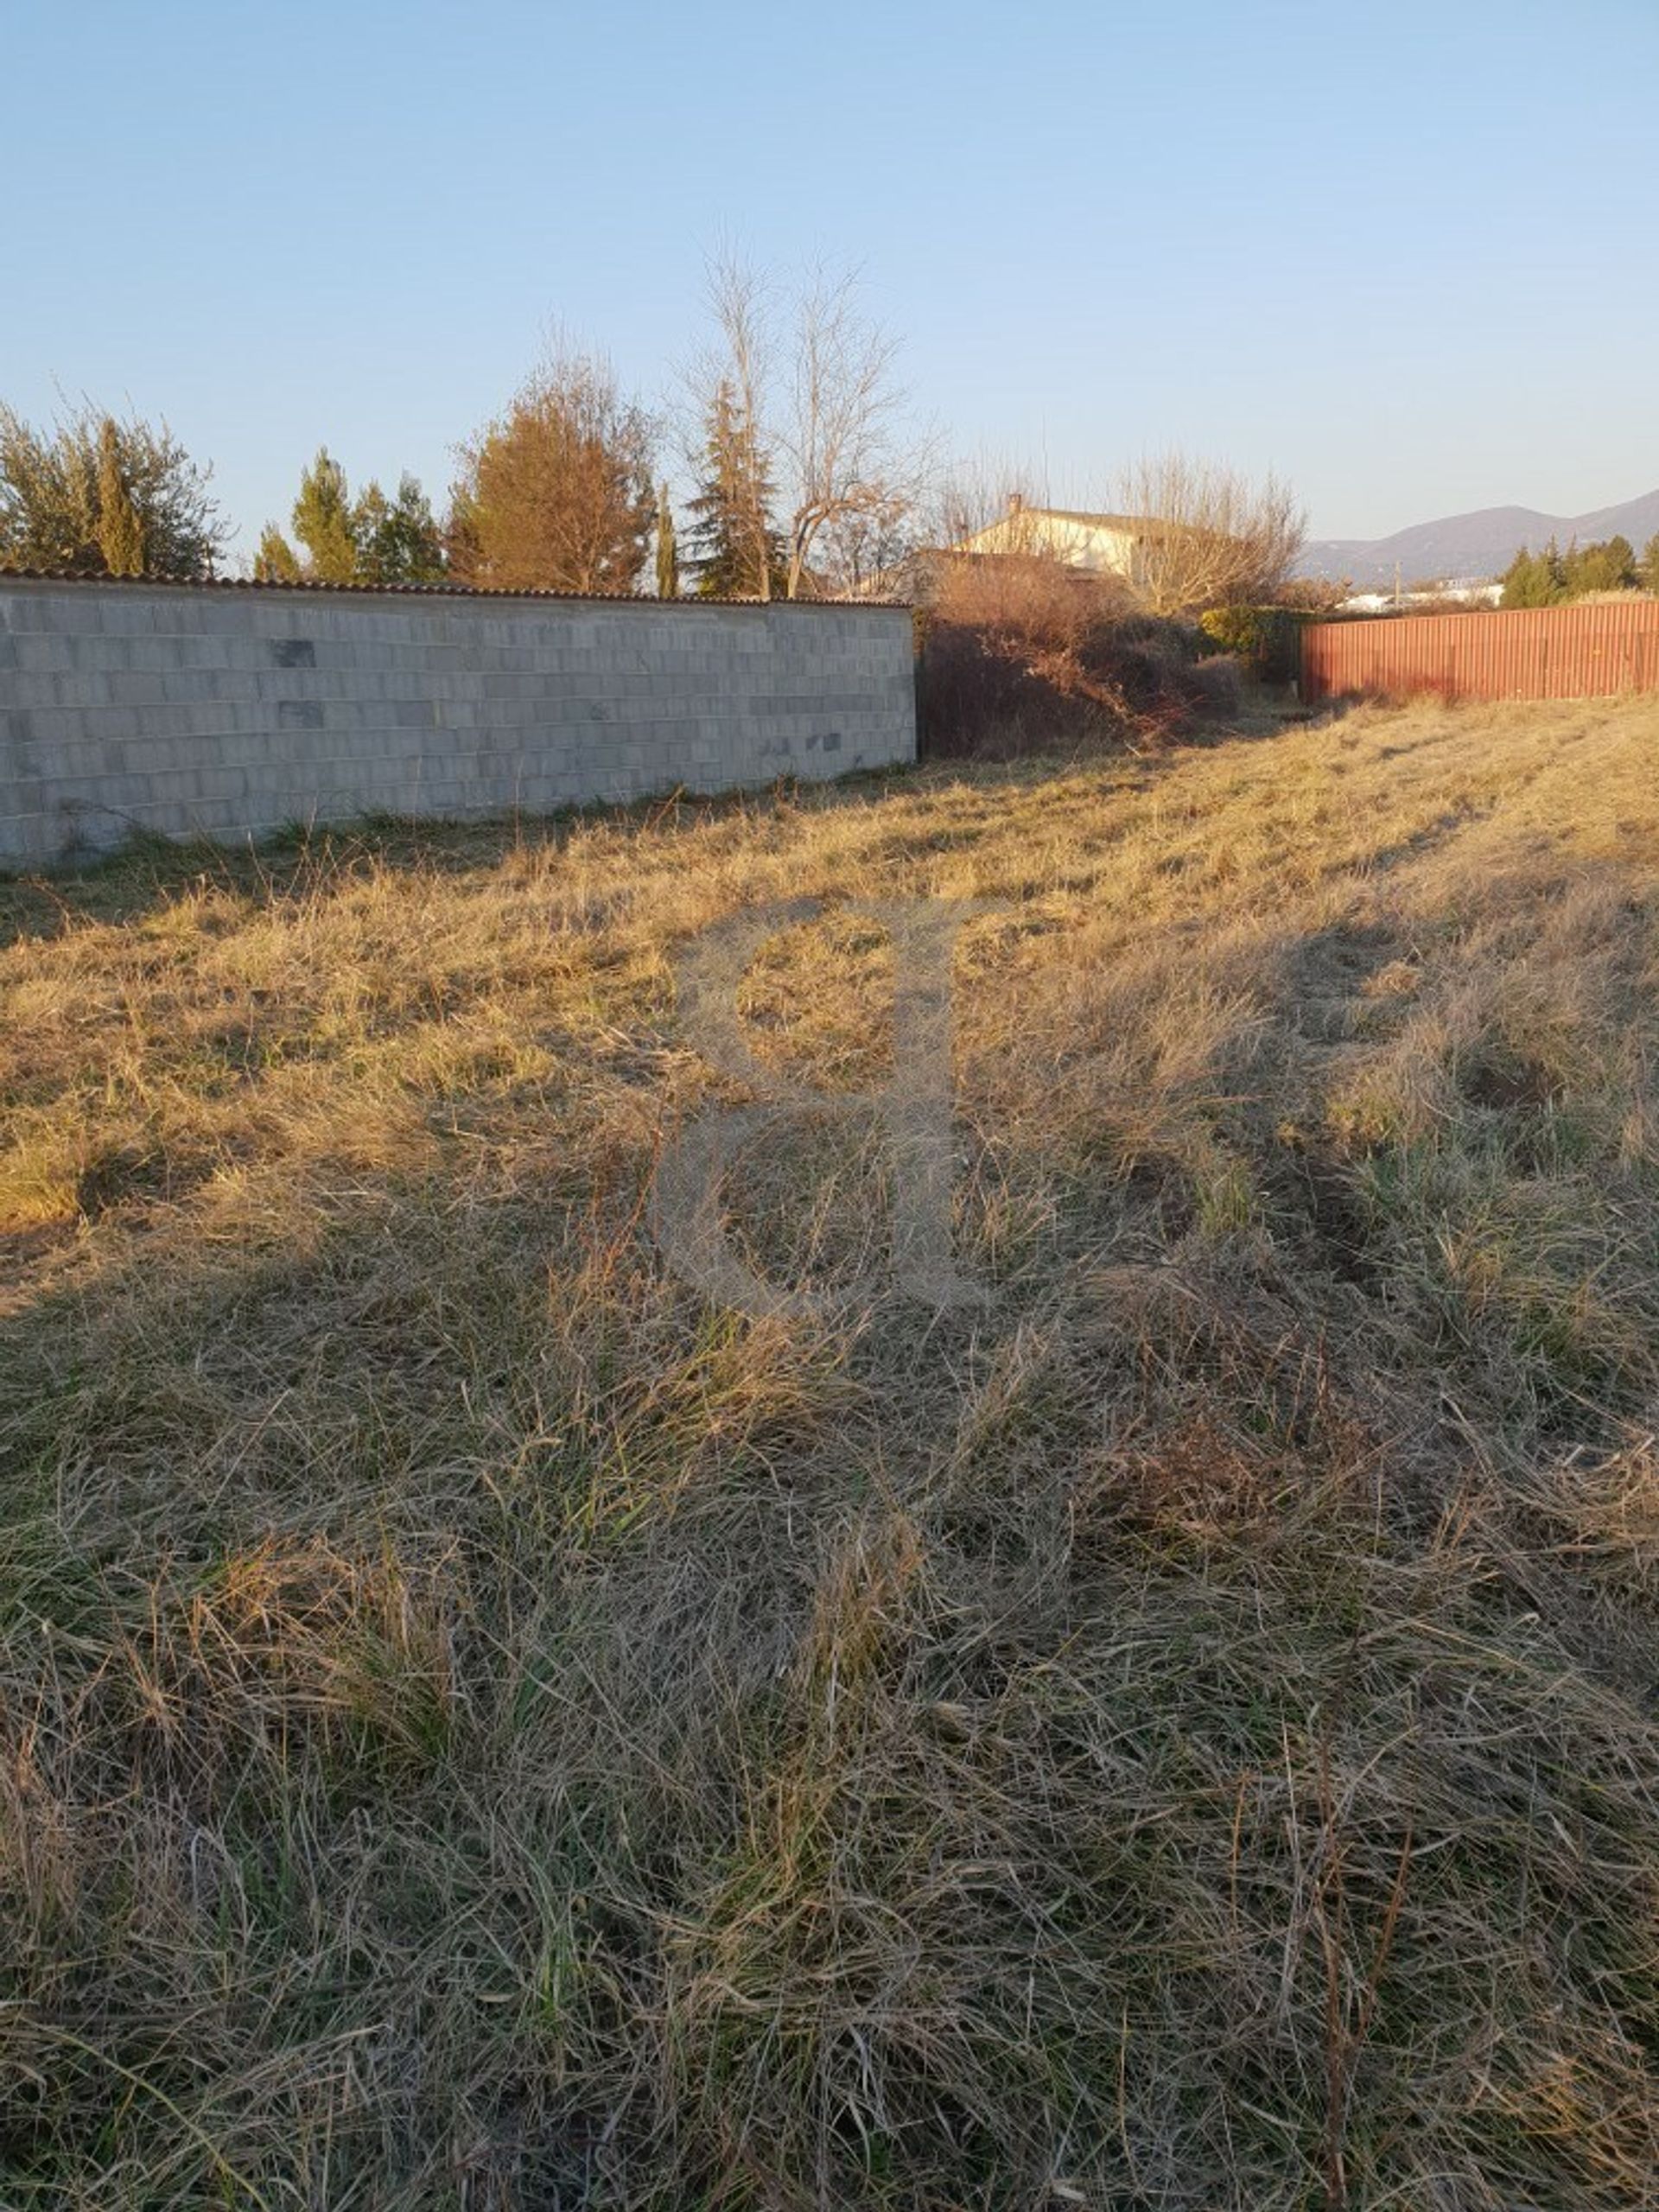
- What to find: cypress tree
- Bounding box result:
[655,483,678,599]
[1643,535,1659,595]
[93,417,146,575]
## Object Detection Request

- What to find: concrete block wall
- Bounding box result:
[0,579,917,868]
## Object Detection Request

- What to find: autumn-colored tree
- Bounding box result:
[452,343,655,593]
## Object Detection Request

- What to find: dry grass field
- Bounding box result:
[3,693,1659,2209]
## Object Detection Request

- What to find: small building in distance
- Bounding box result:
[1337,577,1503,615]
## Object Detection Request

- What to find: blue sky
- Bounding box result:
[5,0,1655,560]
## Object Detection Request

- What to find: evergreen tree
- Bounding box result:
[0,401,225,577]
[1499,546,1541,609]
[353,474,446,584]
[93,417,147,575]
[655,482,678,598]
[1563,534,1636,594]
[1643,534,1659,595]
[1601,533,1637,589]
[685,378,785,599]
[1500,541,1566,610]
[252,524,302,582]
[291,448,359,582]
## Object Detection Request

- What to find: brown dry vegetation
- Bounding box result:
[3,694,1659,2208]
[917,556,1243,755]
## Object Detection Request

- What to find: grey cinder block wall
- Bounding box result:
[0,577,917,868]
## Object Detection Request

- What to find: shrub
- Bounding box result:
[1198,603,1309,684]
[1184,651,1243,718]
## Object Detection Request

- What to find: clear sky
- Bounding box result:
[5,0,1655,560]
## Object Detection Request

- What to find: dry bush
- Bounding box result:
[1184,649,1243,716]
[3,695,1659,2206]
[918,553,1230,756]
[1277,575,1352,613]
[927,543,1131,644]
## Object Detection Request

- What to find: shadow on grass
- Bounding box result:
[4,801,1659,2204]
[0,763,931,948]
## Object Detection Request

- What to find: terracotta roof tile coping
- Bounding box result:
[0,568,909,609]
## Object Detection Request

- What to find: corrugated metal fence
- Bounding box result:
[1300,599,1659,704]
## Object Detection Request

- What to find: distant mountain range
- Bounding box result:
[1294,488,1659,586]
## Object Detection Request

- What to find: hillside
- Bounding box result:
[1298,486,1659,583]
[4,698,1659,2208]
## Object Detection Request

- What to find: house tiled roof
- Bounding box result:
[960,508,1155,536]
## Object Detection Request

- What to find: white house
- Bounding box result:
[948,495,1155,583]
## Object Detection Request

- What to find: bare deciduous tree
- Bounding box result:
[681,255,782,599]
[813,495,916,597]
[702,254,776,600]
[1113,451,1305,615]
[924,455,1052,552]
[781,266,925,598]
[686,253,926,600]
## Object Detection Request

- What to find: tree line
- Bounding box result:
[1500,532,1659,608]
[0,257,928,602]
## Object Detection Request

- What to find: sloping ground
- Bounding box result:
[2,696,1659,2209]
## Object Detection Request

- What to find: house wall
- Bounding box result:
[958,514,1137,576]
[0,579,917,868]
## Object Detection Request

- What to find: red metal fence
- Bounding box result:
[1300,599,1659,705]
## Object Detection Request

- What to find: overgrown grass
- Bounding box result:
[3,695,1659,2207]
